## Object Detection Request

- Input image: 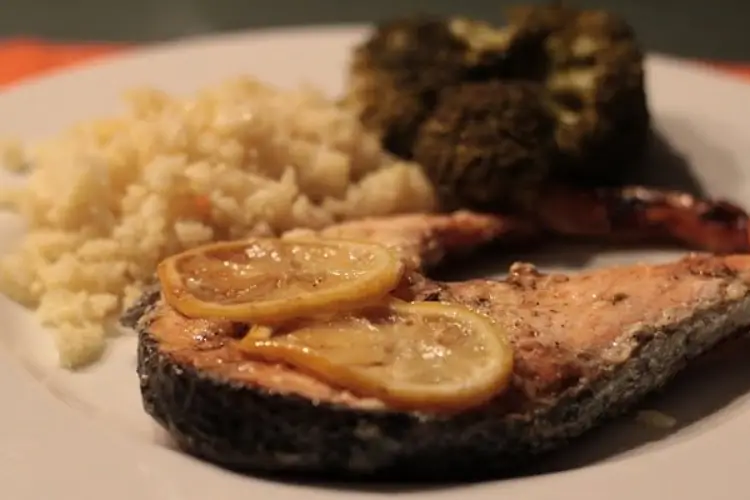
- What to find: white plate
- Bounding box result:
[2,25,750,500]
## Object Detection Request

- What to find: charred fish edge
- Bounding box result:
[125,285,750,481]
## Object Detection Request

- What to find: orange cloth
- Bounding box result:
[0,38,748,87]
[0,39,128,86]
[706,62,750,80]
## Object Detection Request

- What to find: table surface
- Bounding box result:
[1,0,749,62]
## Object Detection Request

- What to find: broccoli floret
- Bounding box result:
[343,17,468,158]
[343,15,544,158]
[516,5,651,185]
[548,61,650,187]
[344,5,652,210]
[412,81,556,211]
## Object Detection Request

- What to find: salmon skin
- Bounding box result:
[123,212,750,480]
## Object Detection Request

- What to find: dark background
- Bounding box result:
[1,0,749,62]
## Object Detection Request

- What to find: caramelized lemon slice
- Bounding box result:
[157,238,403,323]
[238,301,514,412]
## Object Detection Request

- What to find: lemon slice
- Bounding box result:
[238,301,514,412]
[157,238,404,323]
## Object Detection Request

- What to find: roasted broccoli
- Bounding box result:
[343,17,466,158]
[343,15,546,158]
[344,4,652,210]
[539,7,651,185]
[412,81,556,211]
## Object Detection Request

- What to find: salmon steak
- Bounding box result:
[122,211,750,480]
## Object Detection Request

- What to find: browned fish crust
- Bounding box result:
[126,254,750,480]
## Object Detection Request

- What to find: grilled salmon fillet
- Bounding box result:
[123,211,750,479]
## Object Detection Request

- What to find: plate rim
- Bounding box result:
[2,23,748,96]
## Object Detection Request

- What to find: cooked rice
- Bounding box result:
[0,138,28,173]
[635,409,677,429]
[0,77,437,369]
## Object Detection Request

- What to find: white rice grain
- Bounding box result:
[0,76,437,368]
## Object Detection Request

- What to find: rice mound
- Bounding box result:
[0,77,437,369]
